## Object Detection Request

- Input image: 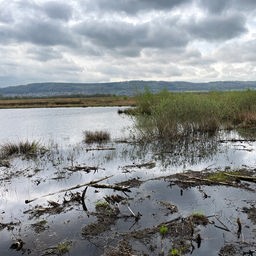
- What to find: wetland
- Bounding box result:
[0,92,256,255]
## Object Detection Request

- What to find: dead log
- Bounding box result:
[224,173,256,183]
[177,173,232,186]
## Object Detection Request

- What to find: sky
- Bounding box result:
[0,0,256,87]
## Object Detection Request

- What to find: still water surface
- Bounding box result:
[0,107,132,146]
[0,107,255,255]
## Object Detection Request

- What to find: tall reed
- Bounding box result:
[134,90,256,140]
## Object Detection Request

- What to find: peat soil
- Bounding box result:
[0,137,256,256]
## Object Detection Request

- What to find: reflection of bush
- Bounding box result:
[123,133,219,168]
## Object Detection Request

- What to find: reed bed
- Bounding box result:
[135,90,256,140]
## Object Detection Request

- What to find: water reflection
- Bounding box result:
[0,107,256,255]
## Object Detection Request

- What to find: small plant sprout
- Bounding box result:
[191,211,208,226]
[169,248,180,256]
[159,225,168,237]
[56,240,72,255]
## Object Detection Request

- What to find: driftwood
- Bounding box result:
[25,175,113,204]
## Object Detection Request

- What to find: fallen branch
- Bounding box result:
[85,147,115,152]
[25,175,113,204]
[218,139,256,143]
[123,161,156,169]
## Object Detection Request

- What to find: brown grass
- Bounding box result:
[0,96,136,109]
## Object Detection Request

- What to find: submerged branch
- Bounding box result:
[25,175,113,204]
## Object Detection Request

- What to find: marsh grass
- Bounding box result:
[135,90,256,141]
[84,130,110,144]
[0,140,45,158]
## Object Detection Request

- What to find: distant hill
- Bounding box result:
[0,80,256,97]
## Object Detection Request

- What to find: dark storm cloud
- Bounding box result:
[90,0,190,14]
[186,14,247,41]
[42,1,73,21]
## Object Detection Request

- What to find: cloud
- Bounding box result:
[215,39,256,63]
[74,16,189,57]
[42,1,73,21]
[0,0,255,87]
[89,0,190,14]
[0,19,77,47]
[186,13,247,41]
[197,0,231,13]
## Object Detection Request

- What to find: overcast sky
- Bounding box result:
[0,0,256,87]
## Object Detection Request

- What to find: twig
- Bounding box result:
[90,184,131,192]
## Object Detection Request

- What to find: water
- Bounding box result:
[0,107,132,146]
[0,107,255,255]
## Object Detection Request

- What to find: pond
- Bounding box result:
[0,107,255,255]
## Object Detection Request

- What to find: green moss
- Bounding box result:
[207,170,244,182]
[169,248,180,256]
[95,200,110,210]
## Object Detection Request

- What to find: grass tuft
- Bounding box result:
[0,140,45,158]
[84,130,110,144]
